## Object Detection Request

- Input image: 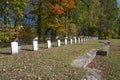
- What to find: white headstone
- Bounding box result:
[65,38,67,45]
[47,40,51,48]
[57,40,61,47]
[11,42,18,54]
[78,37,80,43]
[74,37,77,44]
[70,38,73,44]
[33,41,38,51]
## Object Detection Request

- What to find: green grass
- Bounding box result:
[89,39,120,80]
[0,40,101,80]
[100,39,120,80]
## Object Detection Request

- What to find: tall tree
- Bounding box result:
[29,0,75,41]
[98,0,118,39]
[0,0,27,26]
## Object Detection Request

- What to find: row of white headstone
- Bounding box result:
[11,37,98,54]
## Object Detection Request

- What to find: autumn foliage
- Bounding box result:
[62,0,75,8]
[51,0,75,15]
[51,4,64,15]
[68,0,75,8]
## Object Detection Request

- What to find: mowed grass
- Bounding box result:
[88,39,120,80]
[100,39,120,80]
[0,40,101,80]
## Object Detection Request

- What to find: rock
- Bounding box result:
[71,49,102,80]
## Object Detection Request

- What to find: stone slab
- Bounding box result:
[11,42,18,54]
[33,41,38,51]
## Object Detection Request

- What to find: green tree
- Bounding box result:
[98,0,118,39]
[0,0,27,46]
[0,0,27,26]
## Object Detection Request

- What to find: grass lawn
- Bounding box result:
[88,39,120,80]
[0,40,101,80]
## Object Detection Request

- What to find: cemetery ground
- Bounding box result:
[0,39,120,80]
[87,39,120,80]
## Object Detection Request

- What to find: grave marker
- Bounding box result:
[57,40,61,47]
[56,36,61,47]
[78,37,80,43]
[33,41,38,51]
[33,36,38,51]
[45,36,51,48]
[70,38,73,44]
[47,40,51,48]
[65,37,68,45]
[74,36,77,44]
[11,42,18,54]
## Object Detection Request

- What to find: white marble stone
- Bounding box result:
[83,38,85,42]
[33,41,38,51]
[78,38,80,43]
[11,42,18,54]
[70,38,73,44]
[57,40,61,47]
[47,40,51,48]
[65,38,67,45]
[74,37,77,44]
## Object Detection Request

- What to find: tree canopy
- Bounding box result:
[0,0,119,44]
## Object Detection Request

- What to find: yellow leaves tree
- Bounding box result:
[51,4,64,15]
[68,23,77,37]
[0,25,23,47]
[18,25,36,43]
[47,16,66,33]
[50,0,75,37]
[62,0,75,9]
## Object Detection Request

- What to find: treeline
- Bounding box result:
[0,0,119,44]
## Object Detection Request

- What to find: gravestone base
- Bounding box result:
[70,39,73,44]
[57,40,61,47]
[33,41,38,51]
[11,42,18,54]
[78,38,80,43]
[65,39,67,45]
[47,40,51,48]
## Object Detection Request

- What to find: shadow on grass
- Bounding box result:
[39,47,48,49]
[0,52,11,55]
[52,45,57,47]
[21,49,33,51]
[61,43,65,45]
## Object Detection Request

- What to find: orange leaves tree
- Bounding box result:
[50,0,75,37]
[51,4,64,15]
[62,0,75,9]
[51,0,75,14]
[0,25,23,47]
[28,0,76,41]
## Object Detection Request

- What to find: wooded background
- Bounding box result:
[0,0,119,46]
